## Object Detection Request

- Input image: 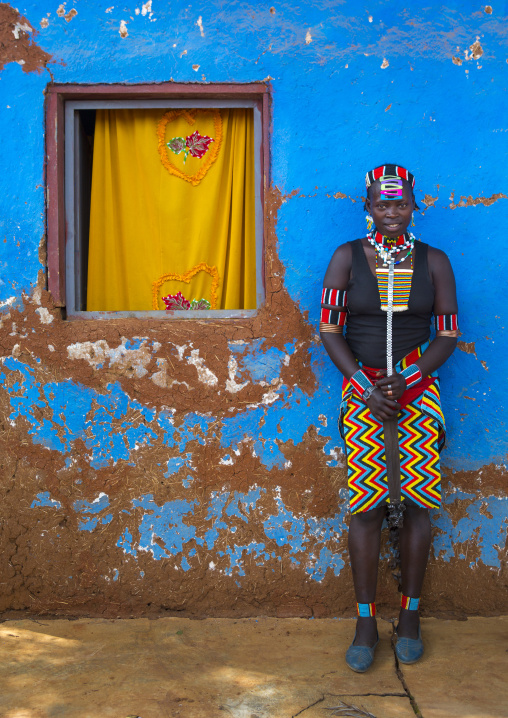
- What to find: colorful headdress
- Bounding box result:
[365,164,415,190]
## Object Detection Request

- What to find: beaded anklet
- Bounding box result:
[401,595,420,611]
[357,602,376,617]
[400,363,422,389]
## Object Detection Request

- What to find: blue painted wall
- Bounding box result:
[0,0,506,616]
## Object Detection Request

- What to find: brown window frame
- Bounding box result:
[45,82,270,317]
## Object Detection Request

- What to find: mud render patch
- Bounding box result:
[0,184,336,618]
[0,3,52,74]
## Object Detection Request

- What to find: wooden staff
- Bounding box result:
[384,259,406,528]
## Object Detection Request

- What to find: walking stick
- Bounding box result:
[383,258,406,529]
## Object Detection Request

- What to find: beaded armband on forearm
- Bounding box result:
[349,369,373,399]
[320,288,348,333]
[435,314,459,337]
[400,364,422,389]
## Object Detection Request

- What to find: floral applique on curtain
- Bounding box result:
[156,109,222,186]
[166,130,214,164]
[162,291,211,311]
[152,262,220,310]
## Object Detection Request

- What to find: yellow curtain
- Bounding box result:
[87,108,256,311]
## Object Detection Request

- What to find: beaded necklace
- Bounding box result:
[368,228,415,312]
[367,229,415,267]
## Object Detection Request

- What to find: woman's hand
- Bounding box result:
[365,386,401,422]
[375,371,407,401]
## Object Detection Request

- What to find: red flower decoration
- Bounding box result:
[162,291,191,311]
[185,130,214,159]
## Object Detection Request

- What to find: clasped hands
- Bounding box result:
[364,370,407,422]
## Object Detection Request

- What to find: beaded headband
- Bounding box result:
[365,164,416,190]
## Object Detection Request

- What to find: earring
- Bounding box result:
[411,212,415,227]
[366,214,374,231]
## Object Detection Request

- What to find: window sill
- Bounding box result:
[66,309,258,321]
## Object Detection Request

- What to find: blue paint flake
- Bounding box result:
[157,410,176,447]
[31,492,62,509]
[228,339,288,384]
[74,494,110,514]
[164,453,192,477]
[223,542,269,577]
[132,494,203,564]
[78,516,99,532]
[117,528,136,557]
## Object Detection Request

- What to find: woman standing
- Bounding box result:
[320,165,458,672]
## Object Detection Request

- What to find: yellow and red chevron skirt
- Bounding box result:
[339,350,445,514]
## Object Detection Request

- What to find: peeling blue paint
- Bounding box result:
[33,486,348,580]
[117,528,136,557]
[132,495,202,562]
[433,493,508,568]
[31,492,62,509]
[165,454,193,477]
[32,484,507,580]
[1,355,343,475]
[229,339,290,384]
[73,493,110,532]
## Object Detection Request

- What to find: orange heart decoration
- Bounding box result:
[152,262,220,310]
[156,109,222,186]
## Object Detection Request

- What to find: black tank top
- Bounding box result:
[346,239,434,368]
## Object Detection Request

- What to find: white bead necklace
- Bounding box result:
[367,230,415,267]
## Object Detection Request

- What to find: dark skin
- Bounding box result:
[321,179,458,645]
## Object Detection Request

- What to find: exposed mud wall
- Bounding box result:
[0,1,506,618]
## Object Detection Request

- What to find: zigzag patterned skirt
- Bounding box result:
[340,380,446,514]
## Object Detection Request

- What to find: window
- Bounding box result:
[45,83,269,319]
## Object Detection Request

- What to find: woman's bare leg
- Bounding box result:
[397,504,431,638]
[348,505,385,646]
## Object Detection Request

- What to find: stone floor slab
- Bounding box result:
[304,694,415,718]
[401,616,508,718]
[0,617,401,718]
[0,616,506,717]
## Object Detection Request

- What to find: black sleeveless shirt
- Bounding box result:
[345,239,434,368]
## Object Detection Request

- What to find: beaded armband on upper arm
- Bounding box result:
[435,314,459,338]
[320,288,347,334]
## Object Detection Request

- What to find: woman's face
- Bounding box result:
[366,180,415,237]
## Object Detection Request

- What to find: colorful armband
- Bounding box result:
[349,369,373,400]
[319,308,347,333]
[400,363,422,388]
[435,314,458,337]
[321,288,347,307]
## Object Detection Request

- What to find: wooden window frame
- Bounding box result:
[45,82,270,319]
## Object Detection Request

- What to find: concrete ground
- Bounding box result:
[0,616,506,718]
